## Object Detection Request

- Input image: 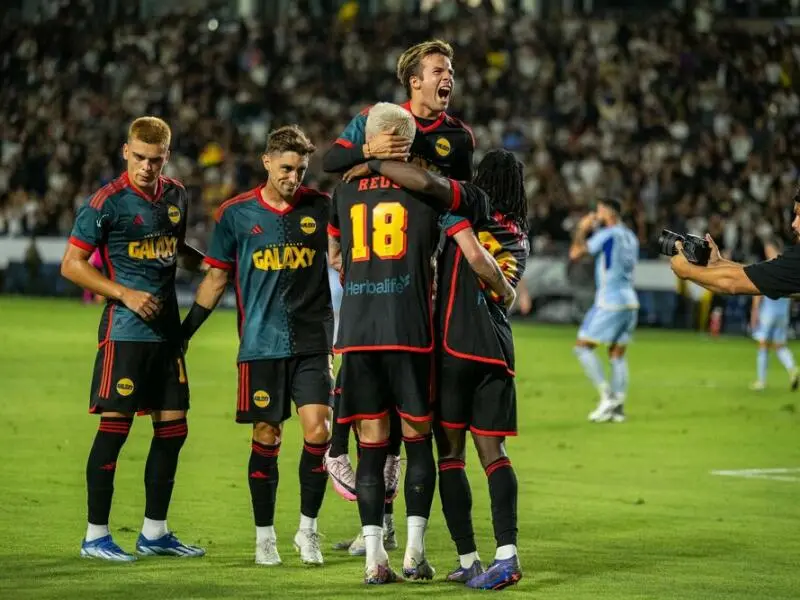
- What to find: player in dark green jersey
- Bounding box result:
[62,116,206,562]
[181,125,333,567]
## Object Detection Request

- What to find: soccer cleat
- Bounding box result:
[364,561,400,585]
[294,529,323,565]
[135,532,205,557]
[255,538,282,565]
[610,404,626,423]
[750,380,766,391]
[446,559,484,583]
[384,523,398,551]
[791,368,799,391]
[384,454,402,502]
[80,535,137,562]
[348,533,365,556]
[588,393,621,423]
[402,556,436,581]
[466,556,523,590]
[325,451,357,502]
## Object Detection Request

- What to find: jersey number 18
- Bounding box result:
[350,202,408,261]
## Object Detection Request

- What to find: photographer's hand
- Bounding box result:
[670,240,692,279]
[705,234,732,267]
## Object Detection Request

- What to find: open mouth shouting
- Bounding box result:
[437,84,452,104]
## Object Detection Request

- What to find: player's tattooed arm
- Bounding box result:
[178,241,206,272]
[61,244,162,320]
[568,212,596,262]
[182,267,229,342]
[454,227,516,309]
[366,159,452,209]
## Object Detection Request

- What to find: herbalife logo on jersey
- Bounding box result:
[345,274,411,296]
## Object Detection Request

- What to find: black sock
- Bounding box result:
[438,458,476,555]
[86,416,133,525]
[144,418,188,521]
[486,457,518,547]
[387,410,402,456]
[403,434,436,519]
[249,441,280,527]
[384,500,394,515]
[299,440,329,519]
[356,441,388,527]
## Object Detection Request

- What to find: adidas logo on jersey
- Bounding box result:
[251,225,264,235]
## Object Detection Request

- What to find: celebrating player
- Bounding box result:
[328,104,509,584]
[61,116,206,562]
[569,198,640,423]
[364,149,528,589]
[181,126,334,567]
[322,39,475,554]
[749,239,799,391]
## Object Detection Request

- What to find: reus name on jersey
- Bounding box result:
[69,172,189,344]
[205,185,333,362]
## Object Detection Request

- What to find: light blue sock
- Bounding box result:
[776,346,796,372]
[610,357,629,398]
[574,346,607,393]
[756,348,768,383]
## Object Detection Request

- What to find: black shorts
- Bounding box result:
[337,351,433,424]
[90,341,189,415]
[237,354,333,424]
[437,354,517,436]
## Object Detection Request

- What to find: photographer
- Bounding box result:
[669,203,800,299]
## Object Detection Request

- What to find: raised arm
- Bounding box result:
[453,226,515,309]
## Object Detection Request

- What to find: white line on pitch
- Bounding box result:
[711,468,800,482]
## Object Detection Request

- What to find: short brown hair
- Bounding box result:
[266,125,316,156]
[128,116,171,147]
[396,39,454,96]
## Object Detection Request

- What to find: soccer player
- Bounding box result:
[180,125,333,567]
[61,116,206,561]
[322,39,475,551]
[364,150,528,589]
[328,104,511,584]
[569,198,640,423]
[749,239,799,391]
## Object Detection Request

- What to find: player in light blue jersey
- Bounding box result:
[749,239,799,391]
[569,198,639,423]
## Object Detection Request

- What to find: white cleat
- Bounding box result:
[588,394,621,423]
[294,529,323,565]
[750,380,766,391]
[255,538,282,566]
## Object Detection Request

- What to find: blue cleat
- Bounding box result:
[135,532,206,557]
[466,556,523,590]
[446,559,484,583]
[80,535,137,562]
[402,557,435,581]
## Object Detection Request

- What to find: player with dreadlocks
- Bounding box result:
[363,149,529,590]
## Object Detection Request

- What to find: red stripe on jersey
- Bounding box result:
[449,179,461,212]
[68,236,95,252]
[401,101,446,133]
[335,138,354,149]
[89,175,126,209]
[215,188,259,222]
[204,256,233,271]
[160,175,185,190]
[327,223,341,237]
[446,220,471,237]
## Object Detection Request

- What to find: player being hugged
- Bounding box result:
[180,126,334,567]
[569,198,640,423]
[363,149,528,589]
[61,116,206,562]
[322,39,475,556]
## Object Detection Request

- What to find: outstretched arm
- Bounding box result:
[366,159,452,209]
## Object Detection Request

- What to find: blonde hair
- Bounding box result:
[396,39,454,96]
[128,116,171,147]
[365,103,416,141]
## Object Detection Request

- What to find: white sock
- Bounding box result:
[459,551,480,569]
[256,526,276,543]
[85,523,110,542]
[405,515,427,563]
[776,346,797,373]
[299,514,317,532]
[141,518,168,540]
[363,525,386,566]
[495,544,517,560]
[383,513,394,530]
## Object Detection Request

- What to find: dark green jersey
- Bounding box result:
[205,185,333,362]
[68,172,188,344]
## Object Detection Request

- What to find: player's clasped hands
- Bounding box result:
[366,127,411,161]
[120,288,162,320]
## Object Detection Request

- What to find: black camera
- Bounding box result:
[658,229,711,266]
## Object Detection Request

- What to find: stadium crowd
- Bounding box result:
[1,1,799,264]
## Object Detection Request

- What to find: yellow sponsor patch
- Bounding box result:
[116,378,135,397]
[253,390,270,408]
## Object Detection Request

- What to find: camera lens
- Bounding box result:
[658,229,683,257]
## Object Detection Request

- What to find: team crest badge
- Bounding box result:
[300,216,317,235]
[434,137,451,157]
[167,205,181,224]
[116,378,135,397]
[253,390,270,408]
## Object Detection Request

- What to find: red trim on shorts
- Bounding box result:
[396,408,433,423]
[485,457,512,477]
[448,179,462,212]
[68,236,95,252]
[439,420,468,430]
[337,409,390,424]
[238,362,250,413]
[204,256,233,271]
[335,138,354,149]
[334,344,432,354]
[471,426,517,438]
[98,342,115,399]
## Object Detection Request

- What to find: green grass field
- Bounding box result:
[1,297,799,599]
